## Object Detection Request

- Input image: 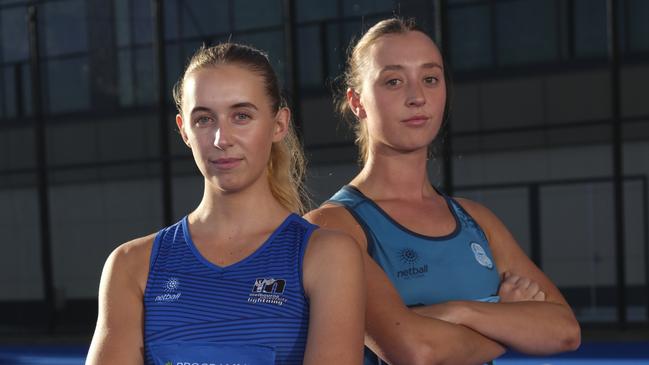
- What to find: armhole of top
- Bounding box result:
[143,229,165,306]
[299,221,318,301]
[449,197,490,243]
[149,229,165,270]
[340,204,377,257]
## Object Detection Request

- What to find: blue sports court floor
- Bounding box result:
[0,341,647,364]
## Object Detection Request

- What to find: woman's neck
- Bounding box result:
[190,178,290,236]
[351,147,437,201]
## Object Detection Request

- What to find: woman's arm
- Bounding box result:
[415,199,581,355]
[86,236,153,365]
[301,229,365,365]
[305,206,505,365]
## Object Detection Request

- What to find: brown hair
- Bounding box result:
[336,17,450,165]
[173,43,308,214]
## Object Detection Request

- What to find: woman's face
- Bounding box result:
[176,64,288,194]
[352,31,446,157]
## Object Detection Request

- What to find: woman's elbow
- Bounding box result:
[397,340,454,365]
[559,319,581,352]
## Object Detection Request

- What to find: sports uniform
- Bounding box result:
[143,213,316,365]
[328,185,500,365]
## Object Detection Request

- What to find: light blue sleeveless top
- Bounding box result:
[328,185,500,364]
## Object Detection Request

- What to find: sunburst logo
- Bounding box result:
[398,248,419,265]
[164,277,179,292]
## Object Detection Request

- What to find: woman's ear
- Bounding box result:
[346,88,366,119]
[176,114,191,148]
[272,107,290,142]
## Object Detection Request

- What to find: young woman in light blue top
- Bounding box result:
[306,17,580,365]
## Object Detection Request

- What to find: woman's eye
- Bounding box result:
[385,78,401,87]
[195,116,213,126]
[424,76,439,84]
[234,113,251,122]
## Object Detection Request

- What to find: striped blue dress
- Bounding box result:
[143,213,315,365]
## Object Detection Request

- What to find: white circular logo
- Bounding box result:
[164,277,179,292]
[470,242,493,269]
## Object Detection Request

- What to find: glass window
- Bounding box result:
[448,4,493,70]
[323,18,366,81]
[297,25,323,88]
[342,0,394,16]
[134,47,154,105]
[235,31,286,83]
[296,0,337,22]
[163,0,179,40]
[21,63,31,116]
[182,39,204,63]
[0,80,4,120]
[114,0,131,47]
[165,43,182,102]
[117,49,134,106]
[2,64,31,118]
[628,0,649,52]
[133,0,153,45]
[574,0,607,58]
[495,0,559,65]
[448,0,484,4]
[233,0,282,31]
[41,0,88,57]
[1,6,29,62]
[46,57,90,113]
[180,0,229,39]
[1,66,12,119]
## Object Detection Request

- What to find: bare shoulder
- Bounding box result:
[304,204,367,250]
[108,233,156,269]
[304,228,362,263]
[304,203,352,227]
[302,228,364,298]
[88,233,156,365]
[103,233,157,293]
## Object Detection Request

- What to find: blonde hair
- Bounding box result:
[336,17,449,165]
[173,43,308,214]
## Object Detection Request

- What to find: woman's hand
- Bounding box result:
[498,271,546,302]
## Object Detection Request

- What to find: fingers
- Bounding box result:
[517,277,531,290]
[498,272,547,302]
[532,290,546,301]
[502,272,521,286]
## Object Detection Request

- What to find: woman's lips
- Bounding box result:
[401,115,429,126]
[211,157,243,170]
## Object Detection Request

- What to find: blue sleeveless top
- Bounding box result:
[328,186,500,364]
[143,213,316,365]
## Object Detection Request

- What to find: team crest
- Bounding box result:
[470,242,494,269]
[248,278,288,306]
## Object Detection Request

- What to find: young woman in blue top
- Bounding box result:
[305,17,580,365]
[87,43,365,365]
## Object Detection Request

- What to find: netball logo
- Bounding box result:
[470,242,494,269]
[165,277,180,292]
[155,277,182,302]
[399,248,419,265]
[396,248,428,279]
